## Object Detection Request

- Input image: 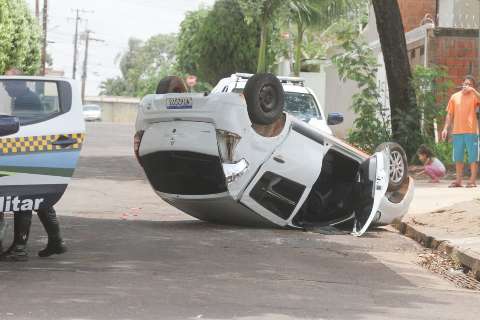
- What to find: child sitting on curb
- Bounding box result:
[416,144,446,183]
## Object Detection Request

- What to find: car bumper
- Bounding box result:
[84,116,101,121]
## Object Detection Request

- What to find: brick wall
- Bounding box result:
[398,0,437,32]
[428,28,479,89]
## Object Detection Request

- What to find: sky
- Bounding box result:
[25,0,215,96]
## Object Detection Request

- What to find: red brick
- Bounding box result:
[398,0,436,32]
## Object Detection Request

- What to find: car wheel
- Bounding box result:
[244,73,284,125]
[376,142,408,192]
[156,76,187,94]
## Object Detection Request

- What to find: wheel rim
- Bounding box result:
[259,85,277,113]
[389,150,405,184]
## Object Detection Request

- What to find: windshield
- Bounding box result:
[83,105,100,111]
[232,88,321,121]
[284,92,321,121]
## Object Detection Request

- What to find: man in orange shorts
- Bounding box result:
[441,75,480,187]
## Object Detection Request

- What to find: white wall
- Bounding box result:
[85,96,140,123]
[321,65,360,139]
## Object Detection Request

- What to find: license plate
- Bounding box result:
[166,97,193,110]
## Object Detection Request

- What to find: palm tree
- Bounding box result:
[238,0,286,73]
[289,0,367,76]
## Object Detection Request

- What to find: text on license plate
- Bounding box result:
[166,97,193,109]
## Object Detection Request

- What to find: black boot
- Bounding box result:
[37,207,67,257]
[0,211,32,262]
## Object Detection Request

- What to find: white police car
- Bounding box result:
[212,73,339,135]
[0,76,85,211]
[135,74,414,236]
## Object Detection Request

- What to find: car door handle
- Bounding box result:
[52,137,77,147]
[273,156,285,164]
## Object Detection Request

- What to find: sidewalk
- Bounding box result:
[399,180,480,280]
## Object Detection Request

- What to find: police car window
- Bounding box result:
[231,89,321,120]
[284,92,321,121]
[0,80,61,125]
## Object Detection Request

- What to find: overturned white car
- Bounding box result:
[135,74,414,236]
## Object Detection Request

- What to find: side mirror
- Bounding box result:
[0,115,20,137]
[327,112,344,126]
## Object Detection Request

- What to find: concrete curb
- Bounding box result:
[395,222,480,281]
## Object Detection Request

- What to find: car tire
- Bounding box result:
[156,76,187,94]
[244,73,284,125]
[376,142,408,192]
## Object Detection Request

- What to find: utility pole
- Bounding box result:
[41,0,48,76]
[81,30,104,103]
[72,10,81,79]
[35,0,40,21]
[70,9,93,79]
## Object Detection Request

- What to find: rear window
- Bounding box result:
[0,80,63,125]
[284,92,321,121]
[232,87,321,121]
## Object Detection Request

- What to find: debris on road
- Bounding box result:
[418,250,480,291]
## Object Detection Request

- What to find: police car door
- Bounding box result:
[0,76,85,212]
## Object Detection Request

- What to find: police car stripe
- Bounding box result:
[0,133,84,155]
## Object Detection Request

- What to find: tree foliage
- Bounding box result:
[237,0,286,72]
[411,65,453,164]
[331,21,390,153]
[0,0,41,75]
[100,34,177,97]
[175,0,259,85]
[288,0,368,76]
[175,8,209,79]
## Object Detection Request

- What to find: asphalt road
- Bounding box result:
[1,122,479,320]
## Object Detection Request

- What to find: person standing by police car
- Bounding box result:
[0,68,67,261]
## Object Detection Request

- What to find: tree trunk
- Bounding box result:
[257,21,268,73]
[294,23,304,77]
[372,0,421,156]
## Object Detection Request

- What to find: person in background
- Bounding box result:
[416,145,446,183]
[441,75,480,188]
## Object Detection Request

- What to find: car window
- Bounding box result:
[284,92,321,121]
[0,80,61,125]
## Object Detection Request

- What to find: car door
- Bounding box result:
[239,118,389,236]
[0,77,85,212]
[239,121,326,227]
[351,149,389,236]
